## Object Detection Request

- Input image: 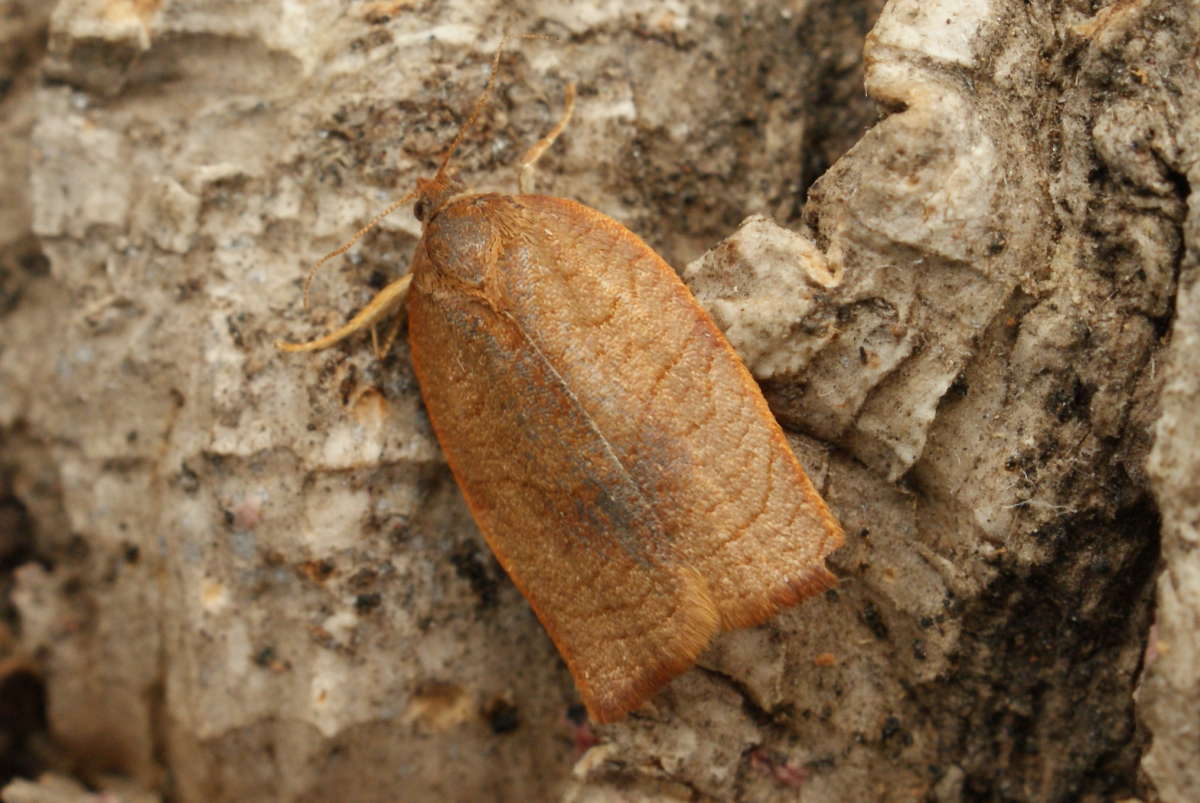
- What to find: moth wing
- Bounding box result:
[498,196,844,631]
[408,270,720,723]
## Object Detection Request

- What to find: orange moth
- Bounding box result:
[279,44,844,723]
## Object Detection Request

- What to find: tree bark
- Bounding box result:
[1,1,1195,801]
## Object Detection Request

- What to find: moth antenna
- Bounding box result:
[301,187,418,310]
[434,28,563,183]
[434,30,511,181]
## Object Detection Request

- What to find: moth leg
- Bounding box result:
[277,274,412,353]
[518,82,576,194]
[374,310,407,359]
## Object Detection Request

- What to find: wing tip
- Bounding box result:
[578,569,721,724]
[719,562,839,632]
[579,562,840,722]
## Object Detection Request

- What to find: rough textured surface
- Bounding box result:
[0,0,54,792]
[685,214,841,380]
[0,0,1196,801]
[1139,14,1200,796]
[1,773,158,803]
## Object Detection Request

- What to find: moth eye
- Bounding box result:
[413,198,430,221]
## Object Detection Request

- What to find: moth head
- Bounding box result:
[413,173,467,224]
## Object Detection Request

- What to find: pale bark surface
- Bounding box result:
[0,1,1196,802]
